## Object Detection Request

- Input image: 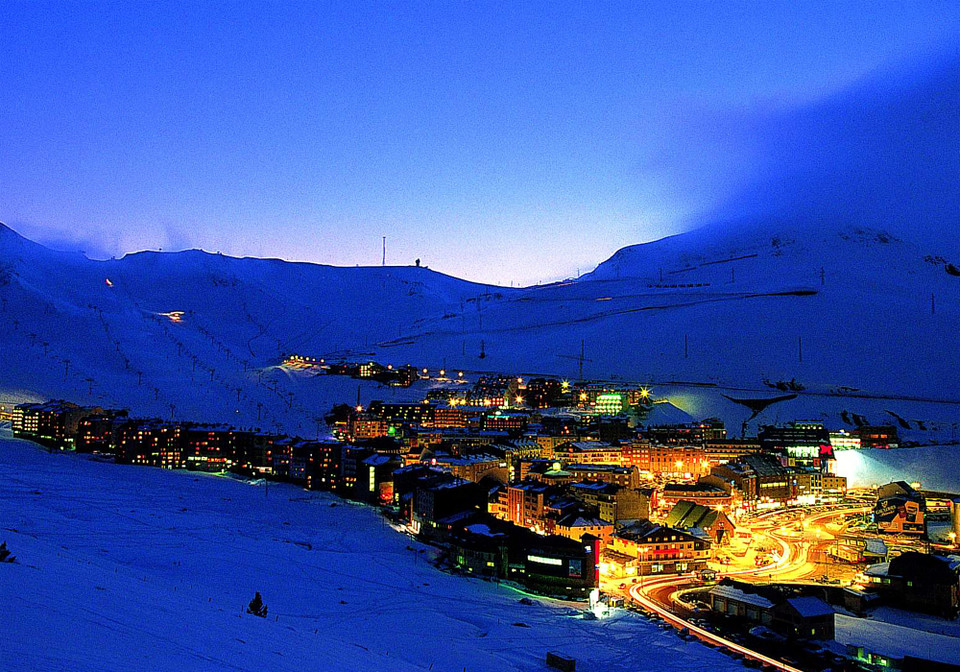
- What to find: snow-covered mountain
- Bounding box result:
[0,221,503,433]
[2,219,958,438]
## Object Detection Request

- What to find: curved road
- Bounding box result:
[620,504,871,672]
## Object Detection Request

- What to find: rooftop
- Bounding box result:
[708,584,775,610]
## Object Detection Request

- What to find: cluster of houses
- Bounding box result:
[8,398,838,590]
[283,356,423,387]
[12,394,911,601]
[10,393,960,671]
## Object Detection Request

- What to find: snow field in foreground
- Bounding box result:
[0,435,740,672]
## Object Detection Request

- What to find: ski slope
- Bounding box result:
[0,434,741,672]
[2,220,958,442]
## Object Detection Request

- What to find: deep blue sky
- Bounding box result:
[2,2,958,284]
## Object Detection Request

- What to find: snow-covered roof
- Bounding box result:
[785,596,833,619]
[463,523,506,538]
[569,480,619,492]
[708,585,775,610]
[434,453,501,466]
[362,454,395,466]
[559,515,609,529]
[835,614,960,665]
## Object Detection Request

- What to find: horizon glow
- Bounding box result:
[1,2,958,285]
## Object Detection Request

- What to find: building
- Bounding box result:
[875,482,926,536]
[181,426,232,471]
[448,519,510,579]
[449,513,600,598]
[339,445,374,492]
[553,441,623,466]
[114,421,184,469]
[708,583,775,623]
[703,438,762,462]
[830,535,889,565]
[665,500,736,545]
[759,421,833,472]
[287,440,349,491]
[707,584,835,640]
[349,414,389,441]
[358,453,402,502]
[706,453,793,509]
[863,552,960,617]
[773,597,836,640]
[553,513,613,544]
[228,430,276,473]
[483,411,528,433]
[411,478,487,540]
[626,442,712,477]
[544,464,640,489]
[508,528,600,598]
[857,426,900,449]
[568,481,650,524]
[494,481,557,530]
[643,420,726,446]
[372,401,437,427]
[829,430,862,451]
[433,453,509,484]
[12,400,104,450]
[466,375,519,408]
[609,521,711,575]
[835,613,960,670]
[661,481,734,509]
[268,437,296,478]
[76,411,127,453]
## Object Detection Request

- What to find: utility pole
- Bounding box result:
[382,236,386,266]
[932,293,936,316]
[556,340,591,380]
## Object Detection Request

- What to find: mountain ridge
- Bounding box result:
[1,219,957,438]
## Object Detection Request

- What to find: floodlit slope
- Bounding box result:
[0,435,741,672]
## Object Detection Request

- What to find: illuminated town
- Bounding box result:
[3,3,959,672]
[7,358,958,671]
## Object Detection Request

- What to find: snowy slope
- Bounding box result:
[0,221,501,434]
[0,434,741,672]
[2,220,959,439]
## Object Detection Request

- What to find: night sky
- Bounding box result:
[2,2,958,284]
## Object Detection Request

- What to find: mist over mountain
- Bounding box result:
[690,51,959,254]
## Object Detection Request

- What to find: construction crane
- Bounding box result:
[557,339,591,381]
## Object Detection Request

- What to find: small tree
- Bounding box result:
[246,591,267,618]
[0,541,15,563]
